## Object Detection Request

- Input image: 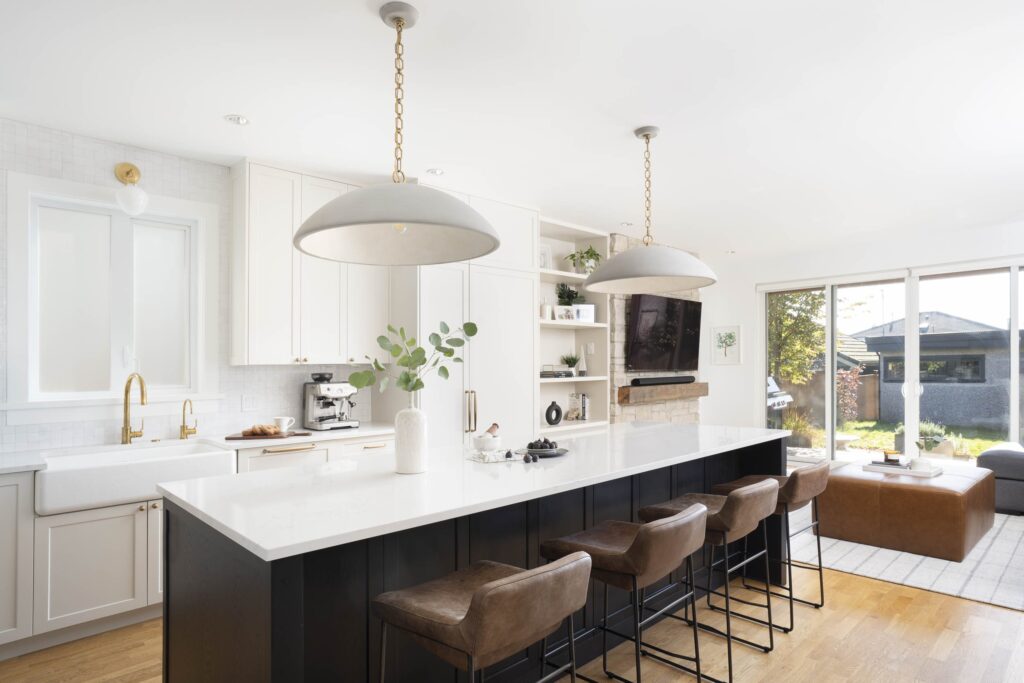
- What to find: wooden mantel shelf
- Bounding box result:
[617,382,709,405]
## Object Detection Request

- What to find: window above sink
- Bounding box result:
[5,172,220,416]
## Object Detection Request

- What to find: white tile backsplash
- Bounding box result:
[0,117,372,450]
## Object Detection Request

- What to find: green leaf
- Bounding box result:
[453,357,463,363]
[347,371,370,389]
[372,359,385,372]
[387,324,397,334]
[438,366,449,379]
[410,378,425,392]
[439,321,450,334]
[397,371,412,390]
[440,346,454,357]
[428,332,442,347]
[399,326,407,340]
[377,335,392,351]
[406,337,416,347]
[463,322,478,337]
[379,376,390,391]
[446,338,464,347]
[397,355,411,367]
[390,345,403,358]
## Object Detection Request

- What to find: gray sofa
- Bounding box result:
[977,444,1024,514]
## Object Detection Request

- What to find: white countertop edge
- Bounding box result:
[159,427,789,562]
[0,452,47,474]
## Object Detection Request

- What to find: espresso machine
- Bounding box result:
[303,375,359,431]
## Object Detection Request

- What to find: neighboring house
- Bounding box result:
[857,312,1012,429]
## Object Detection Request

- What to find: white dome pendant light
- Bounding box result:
[585,126,717,294]
[293,2,500,266]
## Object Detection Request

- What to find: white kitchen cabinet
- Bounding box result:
[299,176,351,364]
[469,196,537,272]
[0,472,33,645]
[147,499,163,605]
[243,164,302,364]
[347,264,391,363]
[231,161,388,366]
[468,265,537,440]
[237,443,329,472]
[417,263,471,448]
[34,502,148,633]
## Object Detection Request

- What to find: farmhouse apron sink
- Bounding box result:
[35,441,235,515]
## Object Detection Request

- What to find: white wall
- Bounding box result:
[0,118,371,451]
[699,218,1024,428]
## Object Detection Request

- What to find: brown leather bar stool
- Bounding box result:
[639,479,779,683]
[539,504,708,683]
[711,460,830,633]
[373,551,592,683]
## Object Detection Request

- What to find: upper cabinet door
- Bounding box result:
[468,265,537,441]
[347,264,390,364]
[468,197,537,272]
[247,164,302,364]
[299,176,351,364]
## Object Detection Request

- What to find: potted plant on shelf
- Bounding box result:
[556,283,595,322]
[565,245,602,275]
[348,321,477,474]
[560,353,580,377]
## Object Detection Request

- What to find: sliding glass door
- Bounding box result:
[765,288,827,459]
[833,280,905,458]
[764,265,1022,462]
[916,270,1010,458]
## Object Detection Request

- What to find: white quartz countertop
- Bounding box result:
[202,422,395,449]
[159,422,789,562]
[0,450,47,475]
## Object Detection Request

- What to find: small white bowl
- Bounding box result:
[472,434,502,451]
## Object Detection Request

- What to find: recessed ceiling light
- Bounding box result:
[425,168,444,176]
[224,114,249,126]
[725,249,737,255]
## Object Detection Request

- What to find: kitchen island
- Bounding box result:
[158,422,788,682]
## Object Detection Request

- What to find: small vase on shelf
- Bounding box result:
[577,346,588,377]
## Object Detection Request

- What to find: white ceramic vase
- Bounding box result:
[395,406,428,474]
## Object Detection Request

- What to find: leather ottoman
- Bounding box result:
[816,464,995,562]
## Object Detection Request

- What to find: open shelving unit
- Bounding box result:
[536,217,611,435]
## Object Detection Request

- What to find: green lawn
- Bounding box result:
[839,421,1005,458]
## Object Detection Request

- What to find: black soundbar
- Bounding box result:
[630,376,696,387]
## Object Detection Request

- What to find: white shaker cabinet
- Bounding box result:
[417,263,470,448]
[469,196,537,272]
[300,176,351,364]
[231,161,388,366]
[468,265,537,441]
[0,472,33,645]
[34,502,148,633]
[240,164,302,364]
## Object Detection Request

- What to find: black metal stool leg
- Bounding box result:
[568,613,578,683]
[762,521,775,652]
[688,556,702,682]
[633,577,643,683]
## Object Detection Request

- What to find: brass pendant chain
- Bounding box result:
[642,134,653,246]
[392,19,406,183]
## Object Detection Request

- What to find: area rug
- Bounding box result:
[788,508,1024,611]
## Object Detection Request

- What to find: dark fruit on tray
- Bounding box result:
[505,450,513,459]
[523,454,532,463]
[527,438,558,450]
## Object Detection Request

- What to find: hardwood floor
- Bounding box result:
[1,570,1022,682]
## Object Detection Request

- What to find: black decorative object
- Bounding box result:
[545,401,563,426]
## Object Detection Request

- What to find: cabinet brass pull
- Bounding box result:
[464,390,471,433]
[362,443,387,449]
[137,505,145,512]
[151,502,160,509]
[263,443,317,455]
[471,390,478,433]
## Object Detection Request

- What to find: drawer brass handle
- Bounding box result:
[262,443,317,455]
[137,505,145,512]
[362,443,387,449]
[151,502,160,509]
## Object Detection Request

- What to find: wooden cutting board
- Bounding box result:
[224,431,313,441]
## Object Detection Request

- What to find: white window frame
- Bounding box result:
[5,172,220,423]
[758,255,1024,457]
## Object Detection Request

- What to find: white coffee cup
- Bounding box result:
[274,416,295,434]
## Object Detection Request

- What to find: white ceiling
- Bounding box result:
[3,0,1024,256]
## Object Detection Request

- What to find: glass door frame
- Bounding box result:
[759,259,1022,459]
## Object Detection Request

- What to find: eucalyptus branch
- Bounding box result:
[347,321,477,395]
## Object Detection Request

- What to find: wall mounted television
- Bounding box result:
[625,294,702,371]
